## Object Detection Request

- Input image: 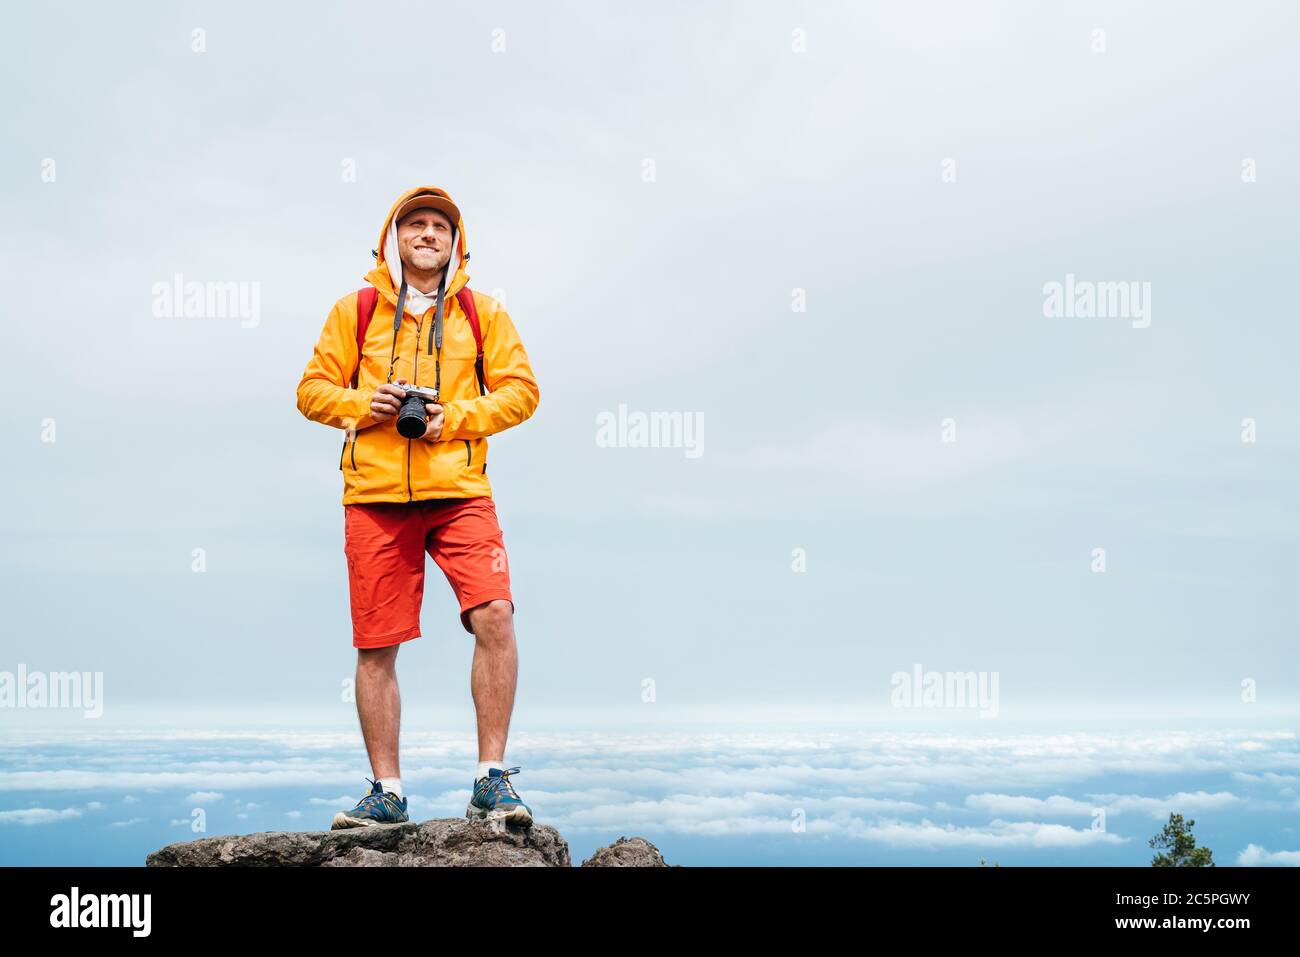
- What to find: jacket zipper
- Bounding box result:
[406,312,424,502]
[351,433,358,469]
[464,439,472,466]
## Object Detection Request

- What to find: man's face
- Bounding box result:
[396,208,453,275]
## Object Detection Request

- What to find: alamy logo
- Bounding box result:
[0,664,103,718]
[49,887,151,937]
[1042,273,1151,328]
[595,403,703,459]
[890,663,999,718]
[151,273,261,328]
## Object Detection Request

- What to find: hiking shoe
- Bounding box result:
[330,777,409,830]
[466,766,533,827]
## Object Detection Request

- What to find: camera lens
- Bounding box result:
[396,393,429,439]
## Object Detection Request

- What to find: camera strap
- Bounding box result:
[384,280,409,384]
[355,274,485,396]
[428,269,448,395]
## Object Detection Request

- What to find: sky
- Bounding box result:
[1,1,1298,865]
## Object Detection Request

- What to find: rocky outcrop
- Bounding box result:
[579,836,670,867]
[146,819,669,867]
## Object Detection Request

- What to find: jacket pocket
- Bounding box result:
[345,426,408,499]
[411,438,468,495]
[463,439,472,467]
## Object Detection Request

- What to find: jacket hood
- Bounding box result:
[367,185,470,304]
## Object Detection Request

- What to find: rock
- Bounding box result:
[147,819,673,867]
[580,836,669,867]
[146,818,570,867]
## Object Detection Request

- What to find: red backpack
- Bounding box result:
[350,286,487,396]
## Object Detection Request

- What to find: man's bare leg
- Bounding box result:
[355,644,401,779]
[467,600,517,764]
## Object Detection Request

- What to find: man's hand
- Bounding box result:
[367,379,409,425]
[422,402,445,441]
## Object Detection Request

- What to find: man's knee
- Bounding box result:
[357,644,400,672]
[466,599,514,639]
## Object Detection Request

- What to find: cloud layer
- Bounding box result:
[2,724,1296,864]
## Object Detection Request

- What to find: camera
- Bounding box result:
[394,384,441,438]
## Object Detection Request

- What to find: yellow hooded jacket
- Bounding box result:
[296,186,539,504]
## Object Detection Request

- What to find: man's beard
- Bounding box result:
[404,249,449,273]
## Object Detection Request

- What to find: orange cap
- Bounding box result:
[393,190,461,229]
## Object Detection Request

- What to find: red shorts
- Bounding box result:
[343,497,513,648]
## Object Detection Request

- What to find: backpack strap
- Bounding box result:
[455,287,489,396]
[350,284,486,396]
[351,286,379,389]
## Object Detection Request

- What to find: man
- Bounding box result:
[296,185,540,829]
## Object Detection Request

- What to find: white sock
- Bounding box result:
[476,761,504,782]
[378,777,404,798]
